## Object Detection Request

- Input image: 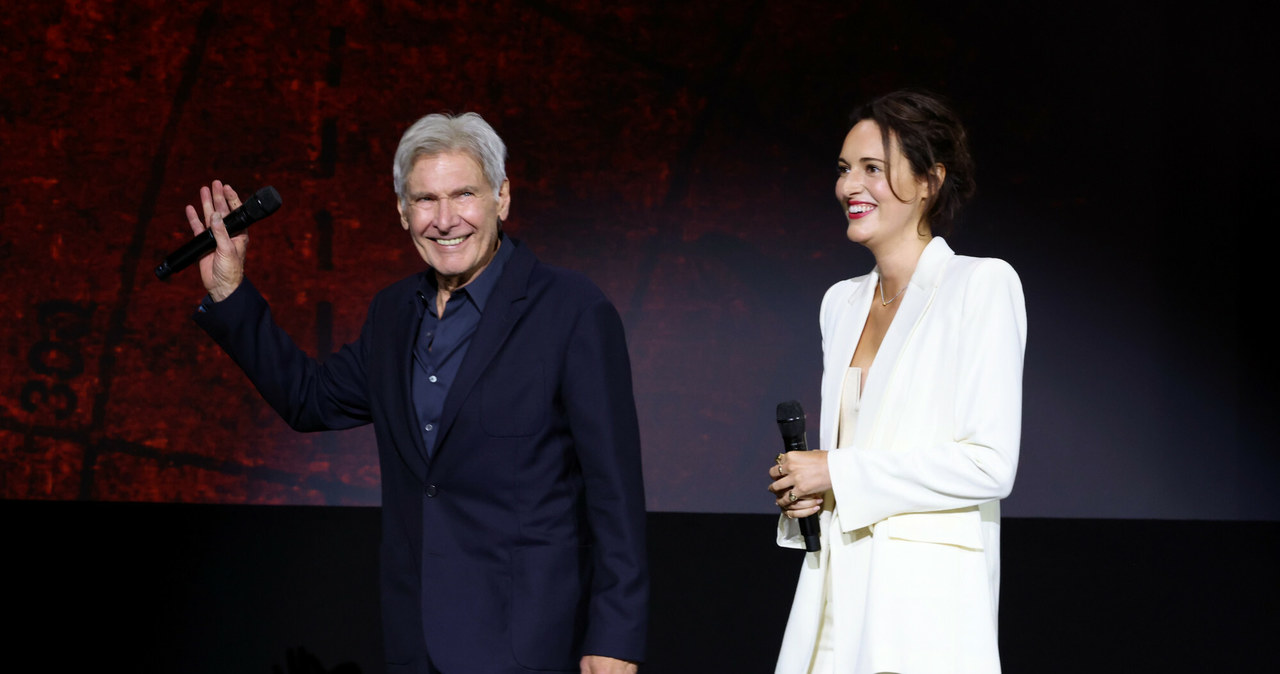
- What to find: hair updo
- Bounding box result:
[849,90,975,236]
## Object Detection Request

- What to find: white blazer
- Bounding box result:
[776,237,1027,674]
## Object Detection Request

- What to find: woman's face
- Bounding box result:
[835,120,931,250]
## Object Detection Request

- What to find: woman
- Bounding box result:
[768,90,1026,673]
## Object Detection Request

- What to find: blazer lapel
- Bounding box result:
[392,287,431,484]
[822,276,875,450]
[430,242,535,470]
[852,237,954,451]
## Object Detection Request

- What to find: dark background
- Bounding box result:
[3,1,1278,671]
[10,502,1279,672]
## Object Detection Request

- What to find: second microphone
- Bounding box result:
[776,399,821,552]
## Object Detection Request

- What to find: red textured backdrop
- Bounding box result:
[2,0,885,508]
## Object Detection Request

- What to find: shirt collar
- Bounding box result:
[420,233,513,313]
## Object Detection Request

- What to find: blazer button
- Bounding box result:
[425,484,438,497]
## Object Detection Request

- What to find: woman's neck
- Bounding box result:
[871,232,932,294]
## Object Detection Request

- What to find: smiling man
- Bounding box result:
[186,113,648,674]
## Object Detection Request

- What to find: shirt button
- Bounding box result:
[428,375,438,383]
[426,484,438,497]
[425,424,433,432]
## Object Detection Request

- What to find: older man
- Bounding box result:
[186,113,647,673]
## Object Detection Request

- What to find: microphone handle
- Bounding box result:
[159,210,256,278]
[797,492,821,552]
[783,432,821,552]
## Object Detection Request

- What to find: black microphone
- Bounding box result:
[155,186,283,280]
[777,400,821,552]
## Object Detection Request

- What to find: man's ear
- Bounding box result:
[497,178,511,221]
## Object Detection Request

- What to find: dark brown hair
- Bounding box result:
[849,89,975,236]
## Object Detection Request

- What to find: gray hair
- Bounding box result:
[392,112,507,204]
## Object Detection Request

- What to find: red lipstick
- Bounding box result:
[846,201,876,220]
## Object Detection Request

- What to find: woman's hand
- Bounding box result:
[768,450,831,519]
[184,180,248,302]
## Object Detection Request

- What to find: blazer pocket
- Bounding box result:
[481,360,546,437]
[510,544,591,670]
[879,507,985,550]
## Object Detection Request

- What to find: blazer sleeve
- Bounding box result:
[827,259,1027,529]
[559,297,649,662]
[193,278,373,432]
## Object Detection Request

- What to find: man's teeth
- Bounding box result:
[436,236,466,245]
[848,204,875,214]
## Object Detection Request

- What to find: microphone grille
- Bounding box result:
[243,186,283,219]
[776,400,805,433]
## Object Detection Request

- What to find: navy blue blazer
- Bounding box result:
[195,239,648,673]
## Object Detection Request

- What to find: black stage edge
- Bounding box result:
[8,501,1278,672]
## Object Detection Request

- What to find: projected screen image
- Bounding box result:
[2,1,1274,520]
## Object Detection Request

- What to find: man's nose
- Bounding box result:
[436,197,458,228]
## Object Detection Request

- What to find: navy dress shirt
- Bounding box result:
[411,236,513,459]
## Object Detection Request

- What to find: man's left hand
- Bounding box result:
[581,655,638,673]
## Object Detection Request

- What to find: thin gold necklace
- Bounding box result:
[879,280,907,306]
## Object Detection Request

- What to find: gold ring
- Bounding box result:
[788,491,798,503]
[775,453,786,465]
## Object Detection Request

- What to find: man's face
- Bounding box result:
[397,151,510,292]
